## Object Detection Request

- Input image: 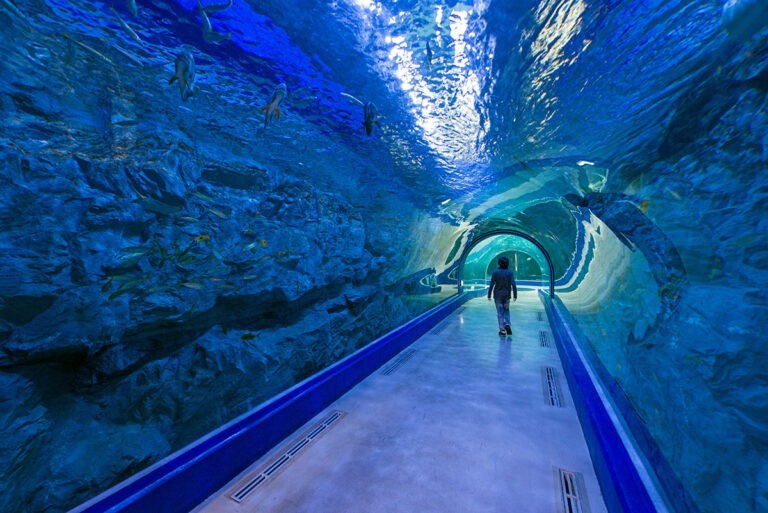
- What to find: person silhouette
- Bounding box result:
[487,256,517,336]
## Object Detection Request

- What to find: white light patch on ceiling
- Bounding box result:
[344,1,494,171]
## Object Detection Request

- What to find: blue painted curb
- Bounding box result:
[540,291,659,512]
[72,291,480,513]
[541,291,700,513]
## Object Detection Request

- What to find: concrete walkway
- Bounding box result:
[193,291,607,513]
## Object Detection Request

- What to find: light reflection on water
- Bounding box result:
[344,0,494,175]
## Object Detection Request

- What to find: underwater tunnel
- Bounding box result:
[0,1,767,512]
[456,229,556,295]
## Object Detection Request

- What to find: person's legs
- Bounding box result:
[502,299,512,334]
[495,300,506,333]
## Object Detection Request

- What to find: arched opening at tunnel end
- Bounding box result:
[457,230,556,297]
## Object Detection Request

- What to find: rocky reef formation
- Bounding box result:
[565,62,768,513]
[0,138,417,512]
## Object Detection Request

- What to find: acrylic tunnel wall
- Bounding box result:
[1,1,767,512]
[458,231,554,292]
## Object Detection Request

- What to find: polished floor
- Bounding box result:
[193,292,607,513]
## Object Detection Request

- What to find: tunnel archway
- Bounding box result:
[457,229,556,296]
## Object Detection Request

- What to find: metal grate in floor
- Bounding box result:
[542,367,563,407]
[557,468,589,513]
[229,411,345,503]
[539,330,550,348]
[381,349,417,375]
[430,320,450,335]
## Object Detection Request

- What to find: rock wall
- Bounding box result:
[0,140,415,512]
[562,71,768,512]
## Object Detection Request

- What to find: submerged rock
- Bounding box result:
[0,373,51,513]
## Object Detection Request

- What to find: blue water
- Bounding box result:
[0,0,766,511]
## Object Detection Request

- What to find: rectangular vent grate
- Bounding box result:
[539,330,550,348]
[430,320,450,335]
[230,410,345,503]
[542,367,563,407]
[557,468,587,513]
[381,349,417,375]
[537,311,544,321]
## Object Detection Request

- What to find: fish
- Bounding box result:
[197,0,213,31]
[176,215,200,224]
[203,27,232,43]
[192,191,214,202]
[199,0,233,13]
[108,278,144,299]
[426,39,433,68]
[340,92,379,135]
[62,33,113,64]
[340,92,364,106]
[109,7,143,45]
[168,49,197,101]
[197,0,232,43]
[205,206,228,219]
[565,192,688,342]
[363,101,378,136]
[259,83,287,129]
[127,0,137,17]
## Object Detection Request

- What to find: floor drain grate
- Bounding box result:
[230,410,345,503]
[557,468,588,513]
[537,311,544,321]
[539,330,550,348]
[542,367,563,407]
[381,349,417,375]
[430,320,450,335]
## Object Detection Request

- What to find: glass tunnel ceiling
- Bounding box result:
[56,0,620,262]
[1,1,767,513]
[186,0,702,283]
[155,0,630,278]
[14,0,662,273]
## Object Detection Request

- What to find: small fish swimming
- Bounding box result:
[426,39,433,68]
[168,50,197,101]
[198,0,232,43]
[341,92,380,135]
[109,6,143,45]
[62,33,113,64]
[260,83,287,129]
[363,102,378,136]
[127,0,137,17]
